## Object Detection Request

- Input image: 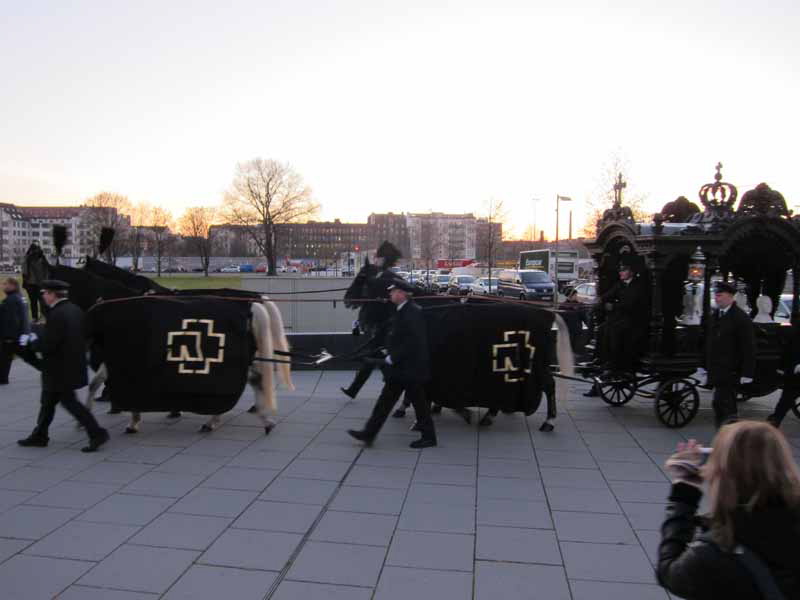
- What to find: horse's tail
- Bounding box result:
[261,296,294,391]
[553,313,574,409]
[251,302,276,413]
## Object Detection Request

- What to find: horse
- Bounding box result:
[41,258,293,435]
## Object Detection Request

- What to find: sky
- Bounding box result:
[2,0,799,239]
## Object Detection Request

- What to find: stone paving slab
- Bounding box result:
[0,361,798,598]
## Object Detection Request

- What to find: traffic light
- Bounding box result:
[354,245,360,252]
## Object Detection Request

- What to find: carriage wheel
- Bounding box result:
[654,378,699,428]
[598,375,636,406]
[792,396,800,420]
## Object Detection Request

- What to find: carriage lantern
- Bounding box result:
[688,246,705,283]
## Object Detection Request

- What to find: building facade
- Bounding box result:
[0,203,129,265]
[367,213,410,259]
[406,213,478,262]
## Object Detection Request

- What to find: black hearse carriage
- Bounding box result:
[581,165,800,427]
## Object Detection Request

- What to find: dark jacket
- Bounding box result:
[602,277,649,328]
[657,482,800,599]
[31,300,88,392]
[22,246,47,286]
[384,301,430,384]
[1,290,29,341]
[706,303,756,386]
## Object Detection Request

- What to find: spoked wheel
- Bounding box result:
[597,374,636,406]
[792,396,800,420]
[654,378,700,428]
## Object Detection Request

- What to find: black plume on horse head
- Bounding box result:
[98,228,115,256]
[53,225,68,258]
[376,241,402,269]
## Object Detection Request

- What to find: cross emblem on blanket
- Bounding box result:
[492,330,536,383]
[166,319,226,375]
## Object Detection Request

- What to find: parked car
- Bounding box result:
[497,269,555,301]
[220,265,240,273]
[288,266,299,273]
[447,275,476,296]
[572,282,597,304]
[468,277,497,295]
[431,275,451,294]
[255,263,268,273]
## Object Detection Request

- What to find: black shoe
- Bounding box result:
[247,405,257,414]
[455,408,472,425]
[347,429,374,446]
[583,386,599,397]
[392,408,406,418]
[81,429,110,453]
[539,421,555,432]
[410,437,437,449]
[17,435,48,448]
[341,387,356,399]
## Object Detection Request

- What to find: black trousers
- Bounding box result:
[0,342,14,383]
[33,390,104,440]
[345,363,375,398]
[606,323,638,373]
[712,384,737,428]
[770,378,800,426]
[365,381,435,441]
[24,285,42,321]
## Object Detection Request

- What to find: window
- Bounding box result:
[521,271,551,284]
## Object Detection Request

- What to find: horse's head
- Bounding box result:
[344,260,380,308]
[344,261,397,329]
[47,263,139,313]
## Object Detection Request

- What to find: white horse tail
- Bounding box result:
[262,296,294,391]
[85,363,108,412]
[251,302,276,413]
[553,313,574,408]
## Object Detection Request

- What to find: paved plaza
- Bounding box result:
[0,362,798,599]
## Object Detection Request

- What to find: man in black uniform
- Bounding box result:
[601,262,648,375]
[17,280,109,452]
[706,281,755,428]
[768,324,800,428]
[347,279,437,448]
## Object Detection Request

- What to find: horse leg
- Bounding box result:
[200,414,221,433]
[80,364,107,429]
[247,367,261,413]
[249,402,276,435]
[125,412,142,434]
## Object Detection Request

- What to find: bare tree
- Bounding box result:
[147,206,174,278]
[178,207,217,277]
[82,192,132,263]
[580,152,651,238]
[124,203,151,272]
[223,158,319,276]
[419,220,442,276]
[477,198,507,290]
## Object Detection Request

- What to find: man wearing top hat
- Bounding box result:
[347,278,437,448]
[17,280,109,452]
[706,280,755,427]
[600,259,648,375]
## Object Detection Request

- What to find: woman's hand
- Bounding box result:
[664,439,705,489]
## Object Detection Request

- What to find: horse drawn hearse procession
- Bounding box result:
[12,161,800,448]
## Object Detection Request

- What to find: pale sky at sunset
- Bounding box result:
[2,0,798,239]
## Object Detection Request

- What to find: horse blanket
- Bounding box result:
[87,296,254,414]
[424,302,556,415]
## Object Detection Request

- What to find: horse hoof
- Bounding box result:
[199,424,213,433]
[124,427,138,434]
[539,422,555,433]
[479,415,493,427]
[247,405,257,414]
[264,423,275,435]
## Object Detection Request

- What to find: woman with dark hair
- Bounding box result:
[0,277,30,383]
[657,421,800,599]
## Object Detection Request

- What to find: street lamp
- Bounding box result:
[531,197,540,242]
[555,194,572,306]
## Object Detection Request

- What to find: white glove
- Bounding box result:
[740,377,753,385]
[18,334,29,346]
[696,367,707,377]
[794,365,800,375]
[385,355,393,365]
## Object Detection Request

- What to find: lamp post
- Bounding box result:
[531,197,540,242]
[555,195,572,306]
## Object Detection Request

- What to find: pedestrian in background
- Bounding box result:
[657,421,800,599]
[705,281,756,427]
[17,280,109,452]
[0,277,30,384]
[22,242,47,322]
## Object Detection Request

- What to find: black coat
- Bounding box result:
[384,301,430,384]
[657,483,800,599]
[602,277,649,328]
[0,290,28,341]
[706,303,756,386]
[31,300,88,392]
